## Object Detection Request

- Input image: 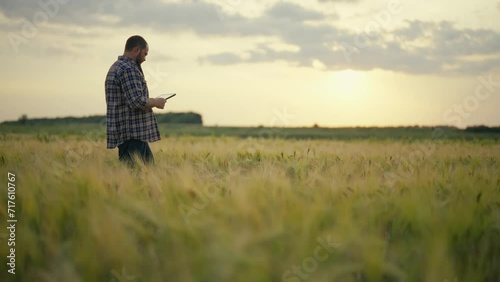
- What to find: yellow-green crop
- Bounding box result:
[0,134,498,281]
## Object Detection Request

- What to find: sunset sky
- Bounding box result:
[1,0,499,127]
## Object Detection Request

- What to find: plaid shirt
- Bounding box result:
[105,56,160,149]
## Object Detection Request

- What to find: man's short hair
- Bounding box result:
[125,35,148,51]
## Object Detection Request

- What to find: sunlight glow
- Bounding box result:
[328,69,367,101]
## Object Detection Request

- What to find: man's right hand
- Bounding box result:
[154,98,167,109]
[145,98,167,110]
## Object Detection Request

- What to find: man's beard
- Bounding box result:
[134,50,142,64]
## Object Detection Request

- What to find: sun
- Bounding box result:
[327,69,366,101]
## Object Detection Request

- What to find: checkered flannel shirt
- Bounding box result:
[105,56,160,149]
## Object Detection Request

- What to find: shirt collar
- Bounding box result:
[118,55,144,75]
[118,55,137,65]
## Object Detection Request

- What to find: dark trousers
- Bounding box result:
[118,139,154,166]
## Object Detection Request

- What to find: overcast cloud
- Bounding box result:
[2,0,499,74]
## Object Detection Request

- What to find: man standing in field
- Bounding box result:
[105,35,166,165]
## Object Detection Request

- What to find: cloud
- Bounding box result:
[267,2,325,21]
[318,0,361,2]
[396,20,500,57]
[199,52,243,65]
[2,0,499,74]
[200,17,500,74]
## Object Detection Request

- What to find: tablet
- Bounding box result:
[157,93,176,100]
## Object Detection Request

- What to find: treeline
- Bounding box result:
[464,126,500,133]
[156,112,202,124]
[4,112,203,125]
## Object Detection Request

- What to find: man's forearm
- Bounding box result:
[144,98,156,110]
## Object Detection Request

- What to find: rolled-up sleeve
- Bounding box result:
[119,67,147,110]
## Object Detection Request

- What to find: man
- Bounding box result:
[105,35,166,166]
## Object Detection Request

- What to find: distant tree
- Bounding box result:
[18,114,28,125]
[5,113,203,126]
[465,126,500,133]
[155,112,203,124]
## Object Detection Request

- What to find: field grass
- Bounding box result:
[2,122,500,141]
[0,133,499,281]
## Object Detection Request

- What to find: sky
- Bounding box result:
[1,0,499,128]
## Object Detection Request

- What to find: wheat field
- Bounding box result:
[0,134,499,282]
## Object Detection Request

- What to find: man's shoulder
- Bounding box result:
[112,58,133,71]
[108,59,135,79]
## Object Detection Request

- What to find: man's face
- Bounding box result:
[135,46,148,64]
